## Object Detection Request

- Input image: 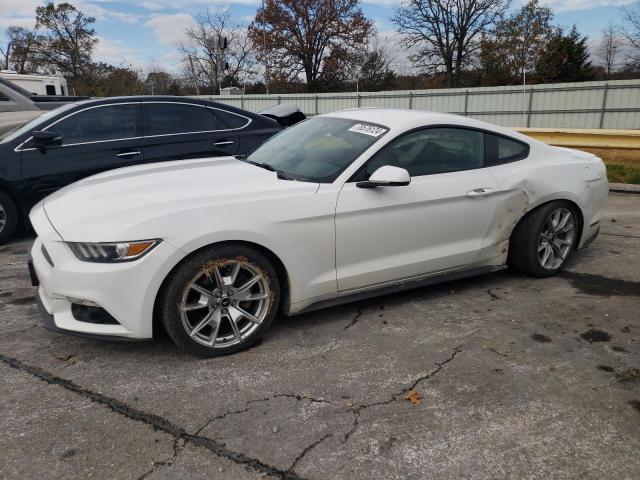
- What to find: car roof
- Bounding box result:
[324,108,535,143]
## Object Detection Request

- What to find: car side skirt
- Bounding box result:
[291,264,507,316]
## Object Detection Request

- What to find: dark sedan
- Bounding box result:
[0,96,291,243]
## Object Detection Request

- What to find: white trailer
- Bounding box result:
[0,71,68,96]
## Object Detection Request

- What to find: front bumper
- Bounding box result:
[30,233,183,340]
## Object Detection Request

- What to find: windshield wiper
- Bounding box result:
[237,157,294,180]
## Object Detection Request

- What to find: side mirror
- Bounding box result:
[32,130,62,148]
[356,166,411,189]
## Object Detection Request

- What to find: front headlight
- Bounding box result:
[66,240,160,263]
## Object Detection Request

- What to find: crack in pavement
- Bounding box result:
[342,345,463,443]
[0,353,305,480]
[193,393,335,436]
[287,433,333,473]
[137,437,185,480]
[343,305,364,331]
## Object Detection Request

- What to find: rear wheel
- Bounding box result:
[0,190,18,244]
[158,244,280,357]
[508,201,579,277]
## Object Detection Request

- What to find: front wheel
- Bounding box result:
[158,244,280,357]
[0,190,18,244]
[508,201,579,277]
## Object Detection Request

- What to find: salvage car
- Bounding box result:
[0,96,293,243]
[28,109,608,356]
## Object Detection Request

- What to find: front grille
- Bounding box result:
[41,244,54,267]
[71,304,120,325]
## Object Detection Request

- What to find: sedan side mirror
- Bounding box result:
[356,165,411,189]
[32,130,63,148]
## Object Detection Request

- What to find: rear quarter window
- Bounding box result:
[485,134,529,166]
[216,109,250,130]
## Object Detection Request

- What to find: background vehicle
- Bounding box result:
[28,109,608,356]
[0,96,299,243]
[0,71,69,96]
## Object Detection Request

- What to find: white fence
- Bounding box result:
[197,79,640,130]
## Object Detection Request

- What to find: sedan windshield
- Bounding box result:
[245,116,388,183]
[0,102,79,144]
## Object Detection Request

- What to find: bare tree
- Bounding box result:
[354,40,396,91]
[178,10,256,94]
[596,22,621,78]
[622,3,640,67]
[392,0,510,87]
[248,0,374,91]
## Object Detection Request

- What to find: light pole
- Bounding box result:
[520,35,527,127]
[262,0,269,94]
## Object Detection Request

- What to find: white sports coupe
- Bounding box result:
[29,109,608,356]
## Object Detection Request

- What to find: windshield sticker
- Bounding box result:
[348,123,387,137]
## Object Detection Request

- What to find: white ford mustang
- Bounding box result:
[29,108,608,356]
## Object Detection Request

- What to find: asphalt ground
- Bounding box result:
[1,192,639,480]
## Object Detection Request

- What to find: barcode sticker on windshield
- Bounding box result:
[348,123,387,137]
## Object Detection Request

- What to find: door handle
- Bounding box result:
[117,151,141,158]
[466,188,494,198]
[213,140,234,146]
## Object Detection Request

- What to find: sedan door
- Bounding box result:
[141,102,239,162]
[335,127,499,292]
[19,102,143,207]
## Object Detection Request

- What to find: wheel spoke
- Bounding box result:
[190,283,213,298]
[554,212,570,233]
[227,310,242,340]
[558,223,574,234]
[235,291,269,302]
[212,265,225,289]
[228,263,241,285]
[541,245,552,266]
[183,302,208,312]
[229,305,261,324]
[234,274,261,296]
[190,308,221,340]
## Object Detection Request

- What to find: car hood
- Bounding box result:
[43,156,319,242]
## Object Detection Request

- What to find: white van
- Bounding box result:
[0,71,68,96]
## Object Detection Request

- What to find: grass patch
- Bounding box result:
[574,148,640,185]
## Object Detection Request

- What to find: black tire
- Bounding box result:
[158,243,280,357]
[508,201,579,278]
[0,190,18,245]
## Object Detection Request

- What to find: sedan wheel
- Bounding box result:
[159,244,280,356]
[0,190,18,244]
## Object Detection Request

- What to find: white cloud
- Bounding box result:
[77,2,140,24]
[94,36,144,67]
[539,0,635,12]
[144,13,196,46]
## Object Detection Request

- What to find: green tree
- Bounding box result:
[3,26,44,73]
[35,2,98,93]
[478,0,554,86]
[536,26,594,83]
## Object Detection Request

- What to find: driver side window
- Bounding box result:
[363,127,485,178]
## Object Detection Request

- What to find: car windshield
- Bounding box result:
[0,102,79,144]
[245,116,389,183]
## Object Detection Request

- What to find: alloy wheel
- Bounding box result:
[538,208,575,270]
[0,202,5,233]
[179,260,271,348]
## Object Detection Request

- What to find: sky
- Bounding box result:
[1,0,638,74]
